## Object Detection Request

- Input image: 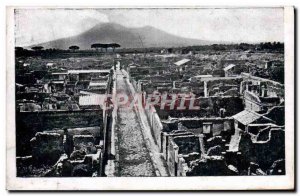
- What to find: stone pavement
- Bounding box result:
[114,69,156,176]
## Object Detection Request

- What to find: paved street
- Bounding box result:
[114,69,156,176]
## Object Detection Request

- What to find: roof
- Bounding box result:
[189,75,213,82]
[80,91,99,95]
[241,73,284,87]
[89,81,107,87]
[174,59,191,66]
[79,94,106,106]
[46,63,54,66]
[155,54,178,58]
[232,110,262,125]
[200,76,242,82]
[223,64,236,71]
[68,70,110,74]
[51,81,64,84]
[16,83,24,87]
[51,72,68,75]
[193,75,213,78]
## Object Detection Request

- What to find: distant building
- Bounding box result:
[223,64,236,77]
[19,102,42,112]
[189,75,213,82]
[51,72,68,81]
[244,90,280,112]
[46,63,54,69]
[49,80,65,93]
[79,92,106,107]
[173,59,191,72]
[68,70,110,81]
[174,59,190,66]
[264,60,284,69]
[232,110,274,132]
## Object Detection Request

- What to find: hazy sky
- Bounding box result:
[15,8,284,47]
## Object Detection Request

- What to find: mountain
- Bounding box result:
[33,23,214,49]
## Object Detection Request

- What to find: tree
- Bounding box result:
[91,43,104,52]
[69,45,80,52]
[91,43,121,52]
[167,48,173,53]
[15,46,24,51]
[109,43,121,52]
[101,44,109,52]
[270,67,284,84]
[31,46,44,51]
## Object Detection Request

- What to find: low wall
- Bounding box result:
[130,78,138,92]
[167,137,178,176]
[144,105,164,150]
[47,127,102,138]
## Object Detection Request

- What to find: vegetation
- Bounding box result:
[31,46,44,51]
[91,43,121,52]
[69,45,80,51]
[91,43,103,51]
[109,43,121,52]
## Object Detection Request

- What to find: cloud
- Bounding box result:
[15,9,109,46]
[15,8,284,46]
[100,8,284,43]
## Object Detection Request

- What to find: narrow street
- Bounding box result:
[114,69,156,176]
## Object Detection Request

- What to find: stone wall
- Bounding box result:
[46,127,102,138]
[177,152,202,176]
[167,137,178,176]
[144,105,164,149]
[162,118,234,140]
[162,132,193,159]
[167,135,202,176]
[173,135,201,155]
[30,132,64,164]
[73,135,97,154]
[155,96,243,119]
[238,128,285,170]
[16,109,103,156]
[186,156,238,176]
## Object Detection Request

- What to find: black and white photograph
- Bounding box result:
[5,6,295,190]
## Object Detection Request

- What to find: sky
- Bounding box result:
[14,8,284,47]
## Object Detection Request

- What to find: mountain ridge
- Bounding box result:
[31,22,215,49]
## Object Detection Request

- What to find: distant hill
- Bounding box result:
[33,23,214,49]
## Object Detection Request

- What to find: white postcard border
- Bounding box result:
[6,6,294,190]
